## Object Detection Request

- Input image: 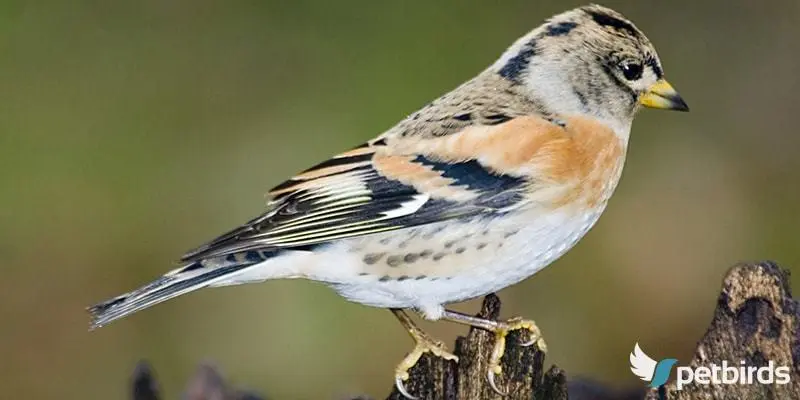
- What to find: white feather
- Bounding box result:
[380,193,430,219]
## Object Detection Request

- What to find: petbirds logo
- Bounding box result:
[630,342,678,388]
[629,342,791,390]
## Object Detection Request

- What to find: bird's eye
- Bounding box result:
[620,62,643,81]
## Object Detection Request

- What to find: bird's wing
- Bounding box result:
[180,127,536,262]
[180,113,612,263]
[629,342,658,381]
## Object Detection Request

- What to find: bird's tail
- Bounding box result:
[87,261,254,330]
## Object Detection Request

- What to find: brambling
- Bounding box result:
[89,4,688,398]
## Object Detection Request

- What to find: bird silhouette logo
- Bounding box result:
[630,342,678,388]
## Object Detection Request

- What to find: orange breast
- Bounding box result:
[534,116,626,209]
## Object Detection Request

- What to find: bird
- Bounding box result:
[88,4,688,398]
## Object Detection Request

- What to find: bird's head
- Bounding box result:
[492,4,688,134]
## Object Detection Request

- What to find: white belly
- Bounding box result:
[305,206,605,318]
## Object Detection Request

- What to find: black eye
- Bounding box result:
[620,62,643,80]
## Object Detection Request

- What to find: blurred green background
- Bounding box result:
[1,0,799,399]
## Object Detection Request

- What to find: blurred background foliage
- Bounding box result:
[1,0,799,399]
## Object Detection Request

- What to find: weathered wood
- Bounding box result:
[130,261,800,400]
[644,261,800,400]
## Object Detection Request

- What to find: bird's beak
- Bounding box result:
[639,79,689,112]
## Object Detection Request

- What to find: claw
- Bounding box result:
[506,317,543,348]
[487,365,507,396]
[484,317,543,395]
[395,376,418,400]
[394,342,458,399]
[393,320,458,400]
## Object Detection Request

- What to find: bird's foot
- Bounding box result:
[485,317,546,395]
[392,310,458,399]
[440,309,546,396]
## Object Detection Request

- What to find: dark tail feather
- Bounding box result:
[87,263,252,330]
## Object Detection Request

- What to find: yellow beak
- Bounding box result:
[639,79,689,111]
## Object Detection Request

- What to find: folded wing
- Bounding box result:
[181,136,529,262]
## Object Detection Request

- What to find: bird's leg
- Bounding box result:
[391,308,458,399]
[440,309,546,396]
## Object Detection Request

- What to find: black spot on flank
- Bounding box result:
[477,243,487,250]
[484,113,513,125]
[586,10,639,37]
[225,254,237,263]
[545,21,578,36]
[363,253,385,265]
[444,240,456,249]
[404,253,419,263]
[433,253,447,261]
[358,272,369,276]
[415,275,427,280]
[455,247,466,254]
[453,113,472,121]
[379,275,391,282]
[387,255,404,267]
[397,275,410,281]
[498,39,537,82]
[420,250,433,258]
[379,238,391,245]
